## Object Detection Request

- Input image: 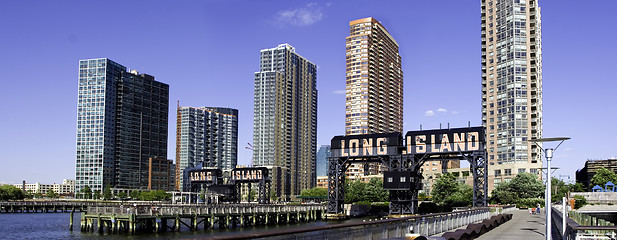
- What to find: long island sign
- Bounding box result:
[331,127,484,157]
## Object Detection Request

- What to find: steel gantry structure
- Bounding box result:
[327,127,488,216]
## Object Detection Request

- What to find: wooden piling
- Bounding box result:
[69,211,74,231]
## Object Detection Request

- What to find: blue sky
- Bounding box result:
[0,1,615,185]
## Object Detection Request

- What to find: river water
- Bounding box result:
[0,213,368,240]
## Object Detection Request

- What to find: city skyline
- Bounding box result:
[1,1,616,185]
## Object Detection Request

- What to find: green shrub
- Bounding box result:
[516,198,544,208]
[419,202,438,214]
[573,195,587,209]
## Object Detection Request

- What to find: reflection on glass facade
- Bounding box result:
[482,0,543,175]
[253,44,317,198]
[316,145,331,177]
[75,58,168,194]
[175,106,238,190]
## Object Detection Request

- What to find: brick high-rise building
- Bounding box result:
[481,0,543,188]
[345,17,403,136]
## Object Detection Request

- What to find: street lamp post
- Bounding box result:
[529,137,570,240]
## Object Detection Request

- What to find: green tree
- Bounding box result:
[590,167,617,188]
[93,190,101,200]
[300,187,327,197]
[444,184,473,207]
[136,190,171,201]
[0,185,25,200]
[551,178,583,202]
[248,189,257,202]
[47,189,58,199]
[103,186,112,200]
[568,182,585,192]
[34,192,43,199]
[117,191,127,199]
[365,178,388,202]
[573,195,587,209]
[345,180,366,203]
[431,173,460,205]
[81,185,92,199]
[552,177,568,202]
[130,190,141,199]
[270,189,278,202]
[491,172,543,204]
[344,178,388,204]
[151,190,171,201]
[25,190,34,199]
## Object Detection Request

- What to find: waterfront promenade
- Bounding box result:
[475,208,545,240]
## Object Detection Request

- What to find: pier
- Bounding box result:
[0,201,112,213]
[80,203,326,234]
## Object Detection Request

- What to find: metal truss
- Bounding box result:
[327,151,487,216]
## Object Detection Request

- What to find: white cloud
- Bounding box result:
[332,90,345,94]
[274,3,325,27]
[425,107,458,116]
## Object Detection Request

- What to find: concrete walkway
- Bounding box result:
[476,209,546,240]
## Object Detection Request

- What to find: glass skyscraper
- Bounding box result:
[75,58,169,194]
[253,44,318,199]
[481,0,543,187]
[316,145,331,177]
[175,106,238,190]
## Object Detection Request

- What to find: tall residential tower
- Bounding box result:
[345,17,403,135]
[76,58,169,194]
[175,106,238,190]
[253,44,318,199]
[481,0,543,186]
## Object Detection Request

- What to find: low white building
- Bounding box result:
[13,179,75,196]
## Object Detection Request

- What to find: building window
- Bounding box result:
[495,170,501,176]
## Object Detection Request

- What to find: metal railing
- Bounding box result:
[86,204,326,217]
[552,207,617,240]
[216,208,490,240]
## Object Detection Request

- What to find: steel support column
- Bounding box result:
[469,152,488,207]
[327,157,349,214]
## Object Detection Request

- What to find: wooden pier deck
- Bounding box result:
[0,201,114,213]
[80,203,326,234]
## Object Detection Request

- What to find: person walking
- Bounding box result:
[536,203,541,214]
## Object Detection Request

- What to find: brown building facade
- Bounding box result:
[481,0,543,185]
[576,158,617,191]
[345,17,403,135]
[148,157,174,191]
